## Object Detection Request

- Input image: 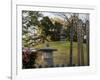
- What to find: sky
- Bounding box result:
[22,11,89,23]
[39,12,89,22]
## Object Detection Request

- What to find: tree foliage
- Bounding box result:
[22,11,88,48]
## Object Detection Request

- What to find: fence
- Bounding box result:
[69,14,89,66]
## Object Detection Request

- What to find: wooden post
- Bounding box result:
[69,14,78,66]
[77,20,81,66]
[69,19,74,66]
[81,24,84,66]
[86,20,89,65]
[77,19,85,66]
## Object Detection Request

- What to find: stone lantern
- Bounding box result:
[38,44,57,66]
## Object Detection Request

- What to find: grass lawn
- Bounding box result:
[34,41,88,66]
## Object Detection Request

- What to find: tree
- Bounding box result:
[40,16,54,41]
[40,16,64,41]
[51,21,62,41]
[22,11,43,47]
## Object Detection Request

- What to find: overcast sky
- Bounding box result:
[22,11,89,23]
[40,12,89,22]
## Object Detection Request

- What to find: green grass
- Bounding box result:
[34,41,88,66]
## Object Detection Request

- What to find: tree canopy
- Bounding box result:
[22,11,89,48]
